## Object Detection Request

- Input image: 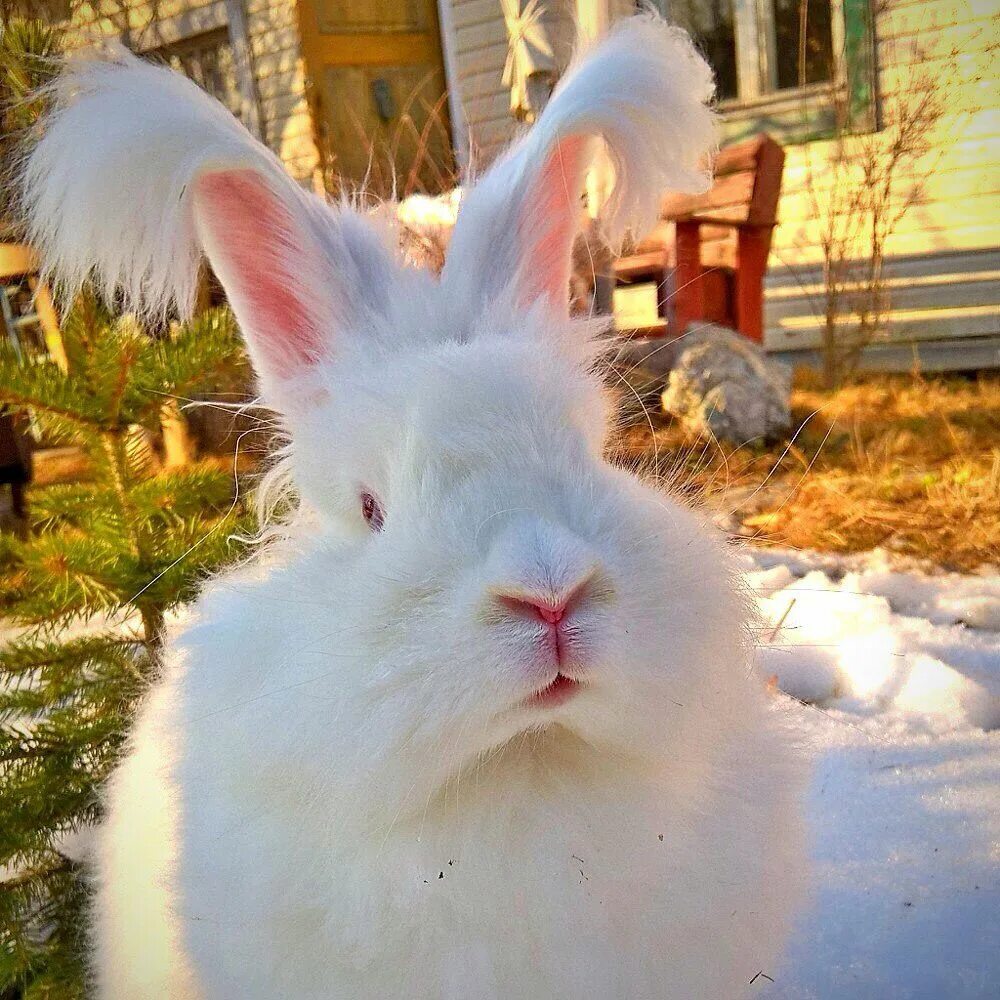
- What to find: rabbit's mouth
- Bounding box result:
[529,673,583,708]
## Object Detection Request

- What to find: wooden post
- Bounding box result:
[224,0,264,141]
[435,0,468,173]
[576,0,613,275]
[672,220,703,336]
[734,226,771,343]
[27,277,67,372]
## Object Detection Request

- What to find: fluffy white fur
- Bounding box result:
[22,15,806,999]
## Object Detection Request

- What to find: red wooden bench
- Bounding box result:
[614,134,785,343]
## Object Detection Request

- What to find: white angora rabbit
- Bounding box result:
[21,15,806,999]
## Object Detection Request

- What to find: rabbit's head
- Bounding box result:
[22,18,752,787]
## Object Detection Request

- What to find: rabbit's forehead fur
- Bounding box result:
[289,288,611,520]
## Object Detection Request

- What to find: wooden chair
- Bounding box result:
[0,240,64,367]
[614,134,785,343]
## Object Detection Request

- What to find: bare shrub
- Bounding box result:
[317,79,458,203]
[795,0,971,387]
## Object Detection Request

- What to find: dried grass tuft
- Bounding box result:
[610,370,1000,572]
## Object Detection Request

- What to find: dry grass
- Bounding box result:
[611,370,1000,572]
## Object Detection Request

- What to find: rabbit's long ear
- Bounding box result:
[441,15,717,316]
[20,46,395,408]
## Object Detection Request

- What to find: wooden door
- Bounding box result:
[297,0,454,196]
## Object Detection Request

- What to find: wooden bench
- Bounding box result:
[614,134,785,343]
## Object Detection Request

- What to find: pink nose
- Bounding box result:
[491,572,600,628]
[497,594,569,626]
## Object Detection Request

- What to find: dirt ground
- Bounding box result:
[611,370,1000,572]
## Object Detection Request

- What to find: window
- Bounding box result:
[138,8,263,143]
[772,0,836,90]
[151,28,244,121]
[665,1,740,102]
[660,0,837,102]
[652,1,872,141]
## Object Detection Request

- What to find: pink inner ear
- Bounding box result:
[519,135,588,311]
[194,170,326,380]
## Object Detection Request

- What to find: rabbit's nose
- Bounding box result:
[489,574,596,626]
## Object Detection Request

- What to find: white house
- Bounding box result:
[58,0,1000,369]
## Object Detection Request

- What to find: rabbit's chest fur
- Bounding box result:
[92,572,803,1000]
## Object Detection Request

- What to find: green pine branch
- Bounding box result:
[1,287,255,996]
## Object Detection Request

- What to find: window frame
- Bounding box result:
[649,0,876,144]
[128,0,264,141]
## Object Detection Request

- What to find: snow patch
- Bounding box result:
[744,549,1000,998]
[748,552,1000,732]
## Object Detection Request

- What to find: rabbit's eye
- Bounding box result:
[361,491,384,532]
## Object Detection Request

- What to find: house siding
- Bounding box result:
[64,0,321,184]
[762,0,999,362]
[445,0,579,169]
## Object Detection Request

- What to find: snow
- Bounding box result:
[746,549,1000,999]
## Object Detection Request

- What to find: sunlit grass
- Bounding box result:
[611,370,1000,571]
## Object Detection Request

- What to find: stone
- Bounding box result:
[613,336,681,379]
[661,324,792,443]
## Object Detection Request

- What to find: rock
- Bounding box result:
[612,363,666,426]
[661,325,791,443]
[612,336,680,379]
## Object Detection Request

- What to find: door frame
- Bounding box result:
[296,0,457,187]
[434,0,468,172]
